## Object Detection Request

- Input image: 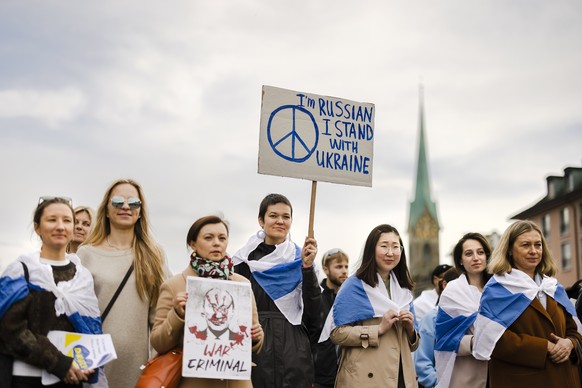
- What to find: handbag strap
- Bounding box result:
[102,263,134,322]
[21,262,29,282]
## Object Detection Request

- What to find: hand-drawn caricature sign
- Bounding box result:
[183,277,252,381]
[259,85,375,187]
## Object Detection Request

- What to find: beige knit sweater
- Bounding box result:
[78,245,167,388]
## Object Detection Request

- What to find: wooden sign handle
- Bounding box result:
[308,181,317,238]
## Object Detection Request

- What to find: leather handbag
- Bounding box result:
[135,347,183,388]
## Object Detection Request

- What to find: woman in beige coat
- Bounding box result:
[330,224,419,388]
[150,215,264,388]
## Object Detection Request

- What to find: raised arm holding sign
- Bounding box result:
[233,193,322,387]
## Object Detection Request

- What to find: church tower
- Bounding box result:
[407,85,440,294]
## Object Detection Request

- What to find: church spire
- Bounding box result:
[408,84,439,233]
[407,83,441,295]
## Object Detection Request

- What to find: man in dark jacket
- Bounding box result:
[311,248,349,388]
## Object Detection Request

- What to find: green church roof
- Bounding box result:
[408,86,439,232]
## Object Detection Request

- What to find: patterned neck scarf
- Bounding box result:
[190,253,233,279]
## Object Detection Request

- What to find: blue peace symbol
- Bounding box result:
[267,105,319,163]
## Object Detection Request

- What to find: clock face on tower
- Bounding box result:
[415,213,438,239]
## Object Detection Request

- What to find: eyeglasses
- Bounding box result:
[111,196,142,209]
[38,196,73,207]
[383,244,402,254]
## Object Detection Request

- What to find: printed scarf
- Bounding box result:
[190,253,233,279]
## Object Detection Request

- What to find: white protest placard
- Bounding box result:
[182,277,253,380]
[42,331,117,385]
[259,85,375,187]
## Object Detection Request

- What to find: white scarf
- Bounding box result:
[232,230,304,325]
[319,271,414,342]
[472,269,575,361]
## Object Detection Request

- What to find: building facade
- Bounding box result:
[511,166,582,287]
[407,87,440,295]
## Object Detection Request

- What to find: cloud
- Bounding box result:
[0,1,581,276]
[0,87,85,127]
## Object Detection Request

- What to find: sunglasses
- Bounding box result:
[322,248,348,264]
[38,196,73,207]
[110,196,142,209]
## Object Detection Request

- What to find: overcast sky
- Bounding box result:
[1,1,581,276]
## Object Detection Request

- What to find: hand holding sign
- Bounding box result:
[301,236,318,268]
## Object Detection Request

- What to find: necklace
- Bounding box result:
[106,236,132,251]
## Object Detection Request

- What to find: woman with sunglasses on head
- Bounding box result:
[0,197,103,387]
[67,206,95,254]
[326,224,419,388]
[77,179,168,388]
[434,233,491,388]
[150,215,264,387]
[233,193,321,388]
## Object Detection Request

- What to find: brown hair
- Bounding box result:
[34,197,75,227]
[186,215,229,246]
[453,232,492,285]
[321,248,349,268]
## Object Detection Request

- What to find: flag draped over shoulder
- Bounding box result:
[232,230,303,325]
[472,269,576,361]
[434,274,481,388]
[0,252,102,335]
[319,271,415,342]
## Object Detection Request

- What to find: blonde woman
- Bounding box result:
[68,206,95,253]
[472,220,582,388]
[78,179,168,388]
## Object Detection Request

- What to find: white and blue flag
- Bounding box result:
[0,252,104,385]
[0,252,102,335]
[434,274,481,388]
[319,271,415,342]
[233,230,303,325]
[472,269,576,361]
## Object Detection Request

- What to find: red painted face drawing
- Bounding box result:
[203,288,235,335]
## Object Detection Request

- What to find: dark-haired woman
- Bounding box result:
[150,215,263,388]
[233,193,321,387]
[435,233,490,387]
[330,224,419,388]
[78,179,168,387]
[0,197,103,387]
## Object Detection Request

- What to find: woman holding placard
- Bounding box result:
[233,193,321,387]
[150,215,263,388]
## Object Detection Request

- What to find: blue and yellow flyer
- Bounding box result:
[42,330,117,385]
